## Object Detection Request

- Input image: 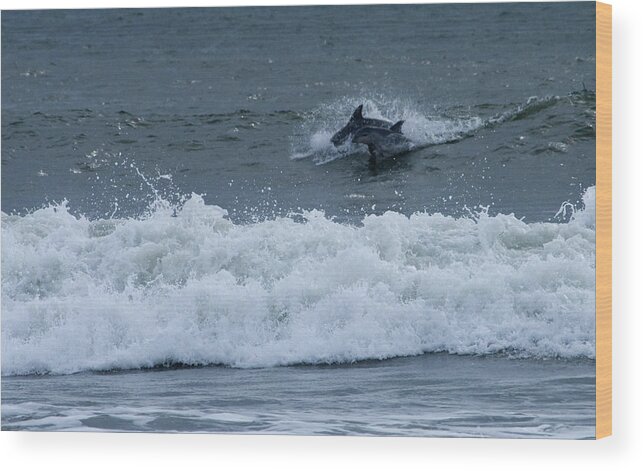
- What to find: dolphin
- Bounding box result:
[351,120,411,164]
[330,104,393,147]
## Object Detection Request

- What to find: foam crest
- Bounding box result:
[2,187,596,375]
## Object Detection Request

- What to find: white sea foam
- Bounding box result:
[1,188,596,375]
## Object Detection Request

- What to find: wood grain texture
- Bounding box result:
[595,1,612,440]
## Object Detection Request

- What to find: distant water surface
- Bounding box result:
[2,3,596,221]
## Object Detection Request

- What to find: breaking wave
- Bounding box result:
[1,187,596,375]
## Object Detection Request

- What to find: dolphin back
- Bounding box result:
[390,120,404,133]
[331,104,394,147]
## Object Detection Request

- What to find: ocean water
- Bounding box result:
[1,355,595,438]
[2,3,596,437]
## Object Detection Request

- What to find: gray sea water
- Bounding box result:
[2,3,596,437]
[2,3,596,221]
[2,355,595,438]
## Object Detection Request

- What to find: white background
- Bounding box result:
[1,0,641,469]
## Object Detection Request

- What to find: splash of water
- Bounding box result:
[290,95,483,165]
[2,185,596,375]
[289,93,582,165]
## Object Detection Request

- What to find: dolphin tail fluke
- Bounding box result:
[390,120,404,133]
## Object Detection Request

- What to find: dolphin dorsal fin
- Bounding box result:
[352,104,364,121]
[390,120,404,133]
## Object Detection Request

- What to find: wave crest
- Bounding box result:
[1,188,596,375]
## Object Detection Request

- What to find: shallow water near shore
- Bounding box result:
[2,354,595,438]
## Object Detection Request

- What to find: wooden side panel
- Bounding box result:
[595,1,612,440]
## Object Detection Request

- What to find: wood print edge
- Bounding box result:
[595,0,612,440]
